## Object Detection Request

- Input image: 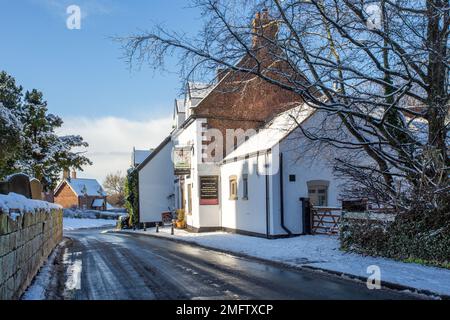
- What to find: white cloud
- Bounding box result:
[58,115,173,183]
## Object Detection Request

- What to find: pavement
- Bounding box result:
[49,228,426,300]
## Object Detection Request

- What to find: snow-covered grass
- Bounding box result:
[64,218,116,231]
[123,227,450,298]
[63,208,123,220]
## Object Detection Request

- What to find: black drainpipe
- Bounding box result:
[265,154,270,239]
[279,153,293,236]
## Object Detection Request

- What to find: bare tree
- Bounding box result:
[103,171,126,207]
[121,0,449,212]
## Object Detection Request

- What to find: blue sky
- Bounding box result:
[0,0,203,182]
[0,0,202,119]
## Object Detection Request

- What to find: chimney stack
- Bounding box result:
[71,171,77,179]
[252,8,278,48]
[63,169,70,180]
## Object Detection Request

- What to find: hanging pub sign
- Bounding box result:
[199,176,219,205]
[173,146,192,176]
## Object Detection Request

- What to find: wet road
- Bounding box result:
[60,228,421,300]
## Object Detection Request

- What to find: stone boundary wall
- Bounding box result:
[0,208,63,300]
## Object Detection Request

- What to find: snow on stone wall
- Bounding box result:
[0,193,61,218]
[0,193,63,300]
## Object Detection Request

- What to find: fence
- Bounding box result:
[311,207,342,235]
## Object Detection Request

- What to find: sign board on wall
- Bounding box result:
[199,176,219,205]
[173,147,192,176]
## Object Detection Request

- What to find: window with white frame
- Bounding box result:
[307,180,330,207]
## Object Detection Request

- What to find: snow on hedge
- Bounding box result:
[0,193,61,218]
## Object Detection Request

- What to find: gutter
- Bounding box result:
[265,154,270,239]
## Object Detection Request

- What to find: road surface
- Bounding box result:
[54,228,422,300]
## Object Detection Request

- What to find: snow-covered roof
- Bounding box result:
[188,82,213,100]
[175,99,186,114]
[92,198,105,207]
[57,178,106,197]
[223,104,315,162]
[133,150,153,167]
[136,137,172,172]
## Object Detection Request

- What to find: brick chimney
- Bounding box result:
[63,169,70,180]
[71,171,77,179]
[252,8,279,48]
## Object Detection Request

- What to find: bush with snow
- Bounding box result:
[63,208,122,220]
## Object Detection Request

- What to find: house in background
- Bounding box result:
[54,171,107,210]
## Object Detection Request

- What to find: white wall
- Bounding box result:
[138,140,175,223]
[172,119,221,230]
[220,153,270,236]
[280,111,347,210]
[219,111,355,237]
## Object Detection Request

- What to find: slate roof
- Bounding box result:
[223,103,315,162]
[187,82,213,100]
[56,178,107,197]
[133,150,153,167]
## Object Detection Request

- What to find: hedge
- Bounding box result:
[341,206,450,268]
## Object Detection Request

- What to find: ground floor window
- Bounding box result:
[229,176,238,200]
[307,180,330,207]
[242,174,248,200]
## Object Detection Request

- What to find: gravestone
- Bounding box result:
[0,181,9,195]
[7,174,32,199]
[30,179,43,200]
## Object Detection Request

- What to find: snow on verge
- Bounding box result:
[124,228,450,298]
[21,240,67,300]
[63,218,116,231]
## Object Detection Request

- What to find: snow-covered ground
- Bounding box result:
[21,241,67,300]
[63,208,124,220]
[63,208,122,231]
[123,227,450,297]
[64,218,116,231]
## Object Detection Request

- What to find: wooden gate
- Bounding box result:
[311,207,342,235]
